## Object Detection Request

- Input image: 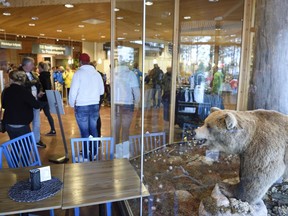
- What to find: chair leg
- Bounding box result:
[74,207,80,216]
[49,209,55,216]
[106,202,112,216]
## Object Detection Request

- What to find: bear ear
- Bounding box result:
[211,107,221,113]
[224,113,237,130]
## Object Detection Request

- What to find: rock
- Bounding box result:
[167,156,183,166]
[199,184,268,216]
[175,190,193,202]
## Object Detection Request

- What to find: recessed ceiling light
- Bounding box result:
[56,39,59,41]
[57,29,62,32]
[117,37,125,40]
[114,8,120,12]
[134,29,140,32]
[145,0,153,6]
[29,23,35,27]
[40,33,45,36]
[101,35,106,38]
[81,38,86,41]
[156,22,162,26]
[184,16,191,20]
[209,0,219,2]
[0,29,5,32]
[117,16,124,20]
[78,25,85,28]
[31,16,39,20]
[65,4,74,8]
[3,12,11,16]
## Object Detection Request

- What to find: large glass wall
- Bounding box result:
[112,0,244,215]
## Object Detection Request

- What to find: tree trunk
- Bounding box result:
[248,0,288,114]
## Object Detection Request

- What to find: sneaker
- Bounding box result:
[45,130,56,136]
[75,155,89,163]
[36,141,46,148]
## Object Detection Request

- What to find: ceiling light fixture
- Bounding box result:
[3,12,11,16]
[208,0,219,2]
[57,29,62,32]
[117,16,124,20]
[78,25,85,28]
[28,23,35,27]
[31,16,39,20]
[114,8,120,12]
[40,33,45,36]
[0,29,5,32]
[146,0,153,6]
[64,4,74,8]
[184,16,191,20]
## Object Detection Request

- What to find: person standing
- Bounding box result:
[114,65,140,157]
[69,53,104,159]
[20,57,46,148]
[62,65,74,99]
[2,70,40,139]
[151,64,164,108]
[162,66,172,132]
[38,61,56,136]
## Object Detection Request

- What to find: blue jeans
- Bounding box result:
[152,85,162,107]
[32,108,41,142]
[75,104,100,158]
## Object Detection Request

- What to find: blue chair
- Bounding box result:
[1,132,54,216]
[70,136,114,216]
[129,131,166,158]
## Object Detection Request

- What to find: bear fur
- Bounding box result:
[193,107,288,204]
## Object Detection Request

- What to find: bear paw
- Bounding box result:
[218,182,236,198]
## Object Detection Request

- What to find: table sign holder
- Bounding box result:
[46,90,69,163]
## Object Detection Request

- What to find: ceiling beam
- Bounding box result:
[4,0,109,7]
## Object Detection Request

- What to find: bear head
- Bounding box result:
[193,107,247,154]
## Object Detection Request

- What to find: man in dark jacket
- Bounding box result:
[38,61,56,136]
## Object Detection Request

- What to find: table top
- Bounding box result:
[0,164,64,216]
[62,158,150,209]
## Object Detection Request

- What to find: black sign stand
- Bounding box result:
[46,90,69,163]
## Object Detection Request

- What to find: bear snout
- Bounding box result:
[192,129,207,145]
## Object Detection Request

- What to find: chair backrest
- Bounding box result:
[1,132,42,168]
[129,132,166,158]
[70,137,114,163]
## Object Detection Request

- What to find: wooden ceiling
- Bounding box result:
[0,0,244,44]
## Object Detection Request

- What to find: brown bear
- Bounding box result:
[193,107,288,204]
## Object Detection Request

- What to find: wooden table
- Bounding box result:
[0,164,64,215]
[62,158,150,210]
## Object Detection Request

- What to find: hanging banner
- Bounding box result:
[32,43,72,55]
[0,40,22,49]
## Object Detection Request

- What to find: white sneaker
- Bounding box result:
[75,155,89,163]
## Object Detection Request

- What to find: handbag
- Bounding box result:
[0,105,6,133]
